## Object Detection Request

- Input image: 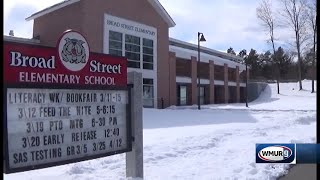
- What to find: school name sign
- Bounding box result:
[3,30,132,173]
[4,32,126,86]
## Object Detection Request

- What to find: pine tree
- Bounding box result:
[227,47,236,55]
[272,47,293,78]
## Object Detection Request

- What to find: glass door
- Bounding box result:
[179,85,187,106]
[200,86,205,105]
[143,78,154,107]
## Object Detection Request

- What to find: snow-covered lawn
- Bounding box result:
[4,80,316,180]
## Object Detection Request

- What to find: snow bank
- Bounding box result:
[202,80,317,111]
[3,81,316,180]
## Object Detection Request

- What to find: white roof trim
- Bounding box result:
[228,82,237,86]
[200,79,210,84]
[214,80,225,86]
[26,0,176,28]
[169,37,243,61]
[4,35,40,44]
[147,0,176,27]
[169,45,246,70]
[26,0,80,21]
[240,83,246,87]
[176,76,192,83]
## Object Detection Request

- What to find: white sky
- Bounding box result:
[3,0,300,54]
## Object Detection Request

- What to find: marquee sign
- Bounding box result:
[4,31,127,86]
[3,30,132,173]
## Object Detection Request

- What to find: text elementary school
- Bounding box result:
[3,29,132,173]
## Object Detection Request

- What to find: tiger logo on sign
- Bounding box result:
[58,30,90,71]
[61,38,86,64]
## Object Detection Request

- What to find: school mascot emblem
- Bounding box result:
[58,30,90,71]
[61,38,86,64]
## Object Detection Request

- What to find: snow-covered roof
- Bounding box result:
[25,0,176,27]
[169,45,246,71]
[169,38,243,62]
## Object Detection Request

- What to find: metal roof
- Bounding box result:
[169,37,244,63]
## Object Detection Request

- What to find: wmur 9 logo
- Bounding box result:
[256,144,296,164]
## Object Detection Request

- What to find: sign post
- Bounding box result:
[3,30,133,174]
[126,71,143,178]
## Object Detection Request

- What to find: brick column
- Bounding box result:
[169,52,177,106]
[224,63,228,103]
[209,60,215,104]
[236,66,240,103]
[191,56,197,105]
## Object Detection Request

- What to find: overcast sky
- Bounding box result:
[3,0,296,54]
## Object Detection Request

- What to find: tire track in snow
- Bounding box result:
[143,132,235,164]
[143,113,316,179]
[143,114,316,165]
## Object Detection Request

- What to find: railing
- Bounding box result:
[249,78,299,83]
[157,97,165,109]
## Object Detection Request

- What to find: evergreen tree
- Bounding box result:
[237,49,247,64]
[259,51,273,79]
[272,47,293,78]
[246,49,261,79]
[301,48,315,79]
[227,47,236,55]
[238,49,247,58]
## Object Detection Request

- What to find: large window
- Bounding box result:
[143,78,154,107]
[125,34,140,68]
[108,30,156,70]
[142,38,154,70]
[109,31,123,56]
[108,31,156,70]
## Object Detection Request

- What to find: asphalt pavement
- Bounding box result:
[277,164,317,180]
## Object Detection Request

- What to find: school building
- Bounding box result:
[4,0,248,108]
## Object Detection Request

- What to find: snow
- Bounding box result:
[4,80,316,180]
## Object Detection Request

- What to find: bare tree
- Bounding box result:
[256,0,280,94]
[278,0,309,90]
[306,0,316,93]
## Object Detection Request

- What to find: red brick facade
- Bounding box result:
[23,0,247,108]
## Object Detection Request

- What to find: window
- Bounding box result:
[125,34,140,68]
[143,38,153,70]
[214,65,225,81]
[199,86,205,105]
[108,31,155,70]
[228,87,236,103]
[179,85,187,106]
[143,78,154,107]
[228,68,236,82]
[109,31,122,56]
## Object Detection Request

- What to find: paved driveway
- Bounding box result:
[278,164,317,180]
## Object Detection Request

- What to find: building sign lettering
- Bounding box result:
[3,30,132,174]
[106,19,156,36]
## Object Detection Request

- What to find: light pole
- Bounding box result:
[198,32,206,110]
[245,60,248,107]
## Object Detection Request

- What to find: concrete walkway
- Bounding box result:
[278,164,317,180]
